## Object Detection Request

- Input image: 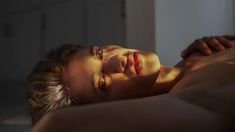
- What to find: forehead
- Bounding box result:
[63,48,98,102]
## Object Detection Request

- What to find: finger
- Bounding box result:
[206,37,226,51]
[181,40,198,59]
[216,37,233,48]
[223,35,235,40]
[195,39,212,55]
[181,49,186,59]
[181,49,190,59]
[181,47,194,59]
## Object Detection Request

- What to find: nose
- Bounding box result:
[102,55,126,74]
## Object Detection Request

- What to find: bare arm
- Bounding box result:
[32,95,221,132]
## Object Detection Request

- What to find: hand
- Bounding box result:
[181,35,235,59]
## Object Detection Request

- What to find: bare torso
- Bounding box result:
[172,47,235,92]
[171,47,235,129]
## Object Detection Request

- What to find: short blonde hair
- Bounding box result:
[26,44,84,125]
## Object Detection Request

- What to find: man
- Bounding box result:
[26,35,235,126]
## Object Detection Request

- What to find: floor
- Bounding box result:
[0,84,31,131]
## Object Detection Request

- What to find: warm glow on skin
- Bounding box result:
[64,45,161,103]
[150,66,183,95]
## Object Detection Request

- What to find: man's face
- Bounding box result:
[63,45,160,103]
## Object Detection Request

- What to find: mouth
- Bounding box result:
[134,52,140,74]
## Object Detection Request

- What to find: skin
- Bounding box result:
[63,45,161,103]
[32,35,235,131]
[181,35,235,58]
[63,36,235,104]
[33,47,235,132]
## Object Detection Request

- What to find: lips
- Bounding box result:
[125,52,141,75]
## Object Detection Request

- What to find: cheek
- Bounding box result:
[109,76,155,99]
[140,52,160,75]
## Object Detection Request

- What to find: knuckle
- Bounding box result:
[201,43,208,49]
[202,36,209,40]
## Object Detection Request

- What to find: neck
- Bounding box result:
[150,65,184,95]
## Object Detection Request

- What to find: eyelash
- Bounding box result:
[96,47,109,94]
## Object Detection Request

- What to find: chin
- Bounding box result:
[138,51,161,76]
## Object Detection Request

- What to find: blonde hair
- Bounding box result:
[26,44,84,125]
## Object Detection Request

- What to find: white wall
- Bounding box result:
[126,0,156,51]
[155,0,235,66]
[86,0,126,46]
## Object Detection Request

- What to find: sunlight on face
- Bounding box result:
[63,45,161,103]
